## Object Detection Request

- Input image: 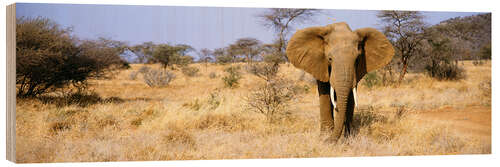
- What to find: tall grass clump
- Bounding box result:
[143,69,176,87]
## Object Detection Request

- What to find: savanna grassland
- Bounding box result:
[15,61,491,163]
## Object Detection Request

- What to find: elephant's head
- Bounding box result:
[286,22,394,141]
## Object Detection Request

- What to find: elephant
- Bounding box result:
[286,22,394,142]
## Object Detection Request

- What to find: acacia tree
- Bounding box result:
[233,37,262,64]
[131,41,155,63]
[153,44,195,69]
[198,48,213,67]
[226,44,242,63]
[213,48,232,64]
[377,11,426,82]
[259,9,320,61]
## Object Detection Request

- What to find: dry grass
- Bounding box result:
[15,61,491,163]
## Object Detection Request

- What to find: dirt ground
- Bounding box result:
[416,106,491,142]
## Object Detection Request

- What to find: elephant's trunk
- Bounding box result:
[330,58,356,142]
[331,86,350,141]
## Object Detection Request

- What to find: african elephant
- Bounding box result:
[286,22,394,142]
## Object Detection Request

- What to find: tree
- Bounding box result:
[131,41,155,63]
[421,29,464,80]
[233,37,262,64]
[259,9,320,61]
[16,17,127,97]
[226,44,242,63]
[198,48,213,67]
[213,48,232,64]
[152,44,194,69]
[78,38,130,77]
[260,41,287,64]
[152,44,176,69]
[377,11,426,82]
[171,44,195,66]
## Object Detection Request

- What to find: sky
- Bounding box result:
[16,3,485,55]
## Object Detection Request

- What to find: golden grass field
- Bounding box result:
[15,61,491,163]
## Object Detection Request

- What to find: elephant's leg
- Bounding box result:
[344,90,355,137]
[317,80,334,137]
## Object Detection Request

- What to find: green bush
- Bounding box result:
[362,72,381,89]
[222,66,242,88]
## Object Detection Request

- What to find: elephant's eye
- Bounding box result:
[328,57,332,62]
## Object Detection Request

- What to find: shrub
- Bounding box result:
[207,89,224,110]
[425,61,465,80]
[422,34,465,80]
[142,69,176,87]
[208,72,217,79]
[362,72,381,89]
[478,43,491,60]
[246,62,279,81]
[245,78,297,123]
[181,66,200,77]
[222,66,242,88]
[38,91,124,107]
[16,17,127,97]
[262,52,286,64]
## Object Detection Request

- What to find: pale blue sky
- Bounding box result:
[16,3,484,52]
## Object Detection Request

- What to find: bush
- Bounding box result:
[209,72,217,79]
[16,17,127,97]
[425,61,465,80]
[207,90,224,110]
[421,33,465,80]
[262,52,286,64]
[222,66,242,88]
[362,72,381,89]
[143,69,176,87]
[245,78,297,123]
[478,43,491,60]
[246,62,279,81]
[38,91,123,107]
[181,66,200,77]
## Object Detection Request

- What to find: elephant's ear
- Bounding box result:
[355,28,395,73]
[286,26,330,82]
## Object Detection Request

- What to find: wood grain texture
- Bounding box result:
[6,3,17,163]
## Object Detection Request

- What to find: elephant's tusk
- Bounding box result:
[330,87,337,110]
[353,87,358,108]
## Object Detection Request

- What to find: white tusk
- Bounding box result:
[330,87,337,110]
[353,87,358,108]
